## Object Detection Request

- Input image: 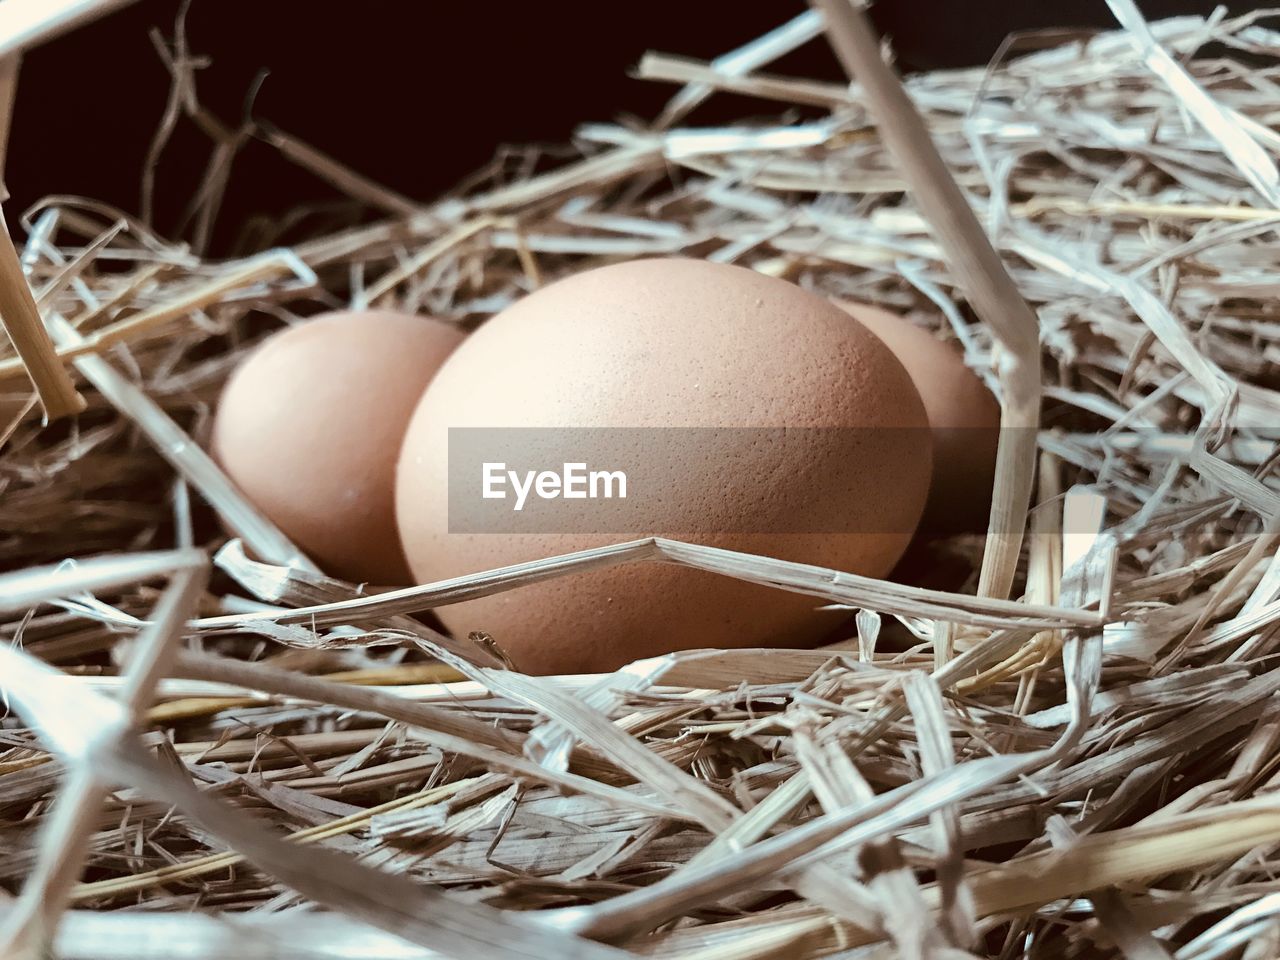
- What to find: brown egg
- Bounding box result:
[212,310,464,584]
[396,259,932,674]
[834,300,1000,534]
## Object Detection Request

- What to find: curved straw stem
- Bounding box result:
[810,0,1043,602]
[0,0,146,421]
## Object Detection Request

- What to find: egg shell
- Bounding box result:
[396,259,933,675]
[212,309,464,585]
[834,300,1000,534]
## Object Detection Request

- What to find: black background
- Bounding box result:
[9,0,1227,254]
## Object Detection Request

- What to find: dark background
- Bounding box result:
[9,0,1227,254]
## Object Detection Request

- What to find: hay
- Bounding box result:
[3,5,1280,959]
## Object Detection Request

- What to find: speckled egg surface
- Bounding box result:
[213,309,464,585]
[834,300,1000,534]
[396,259,932,674]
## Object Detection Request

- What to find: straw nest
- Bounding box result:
[4,5,1280,959]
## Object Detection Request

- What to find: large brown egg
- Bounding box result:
[212,310,464,584]
[834,300,1000,534]
[396,259,931,675]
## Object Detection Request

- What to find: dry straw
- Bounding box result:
[3,3,1280,959]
